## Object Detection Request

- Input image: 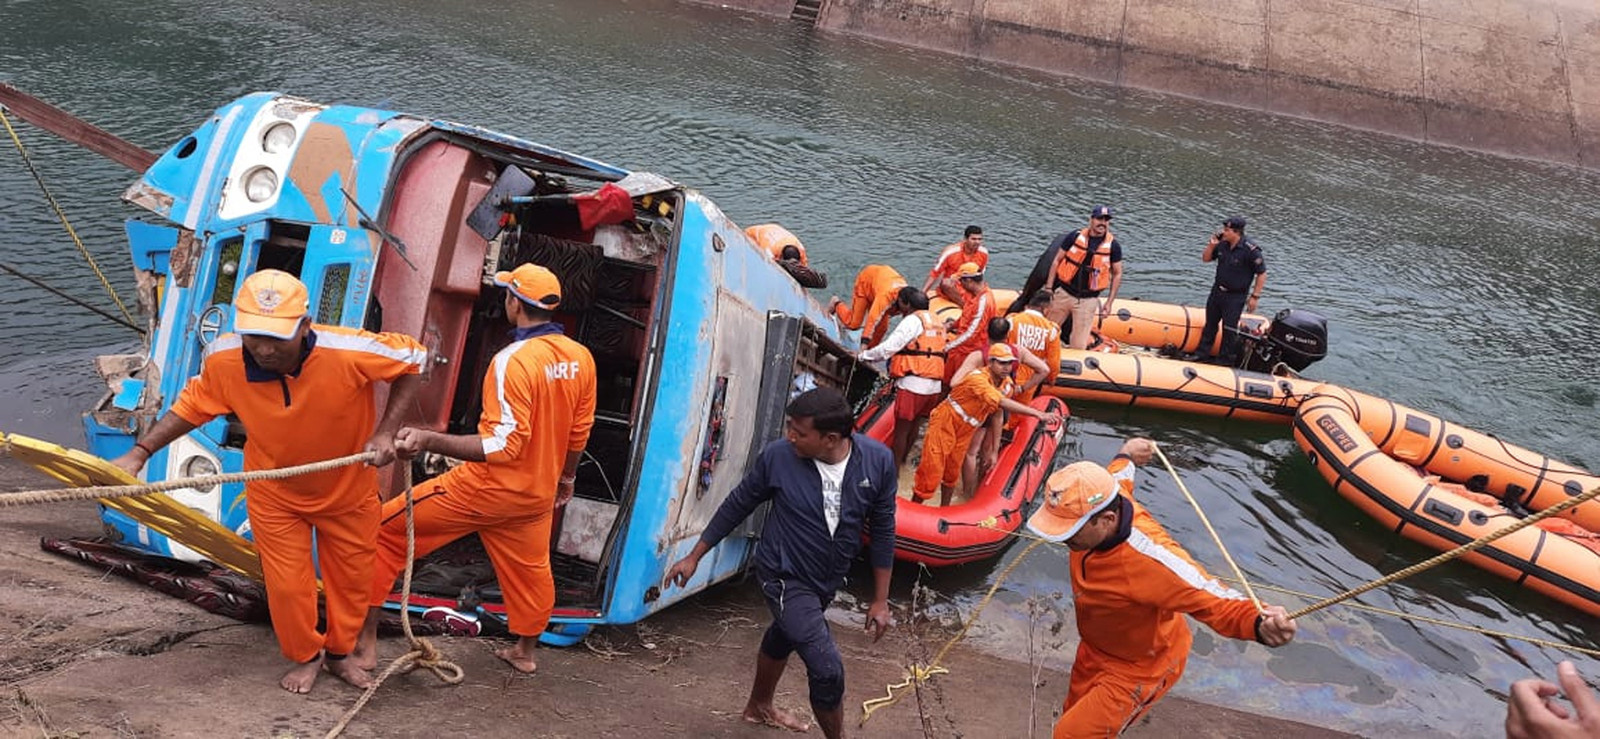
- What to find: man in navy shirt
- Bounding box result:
[1191,216,1267,364]
[667,387,897,739]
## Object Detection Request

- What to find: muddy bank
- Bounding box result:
[0,458,1355,737]
[706,0,1600,168]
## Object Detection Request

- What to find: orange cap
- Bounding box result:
[954,261,984,279]
[987,343,1017,362]
[1025,461,1118,542]
[234,269,309,339]
[493,263,562,309]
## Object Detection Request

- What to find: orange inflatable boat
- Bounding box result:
[855,385,1068,567]
[1294,386,1600,616]
[930,292,1331,422]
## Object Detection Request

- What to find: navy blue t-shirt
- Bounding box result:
[1211,237,1265,292]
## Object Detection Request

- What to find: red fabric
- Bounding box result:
[893,388,940,421]
[573,183,634,230]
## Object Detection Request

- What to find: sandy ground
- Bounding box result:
[0,457,1357,738]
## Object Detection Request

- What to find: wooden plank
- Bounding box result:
[0,83,157,172]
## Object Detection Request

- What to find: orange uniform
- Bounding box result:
[928,242,989,283]
[745,223,808,266]
[943,286,996,383]
[367,324,596,637]
[171,325,427,661]
[1006,308,1062,406]
[912,369,1011,501]
[1055,461,1262,739]
[833,265,908,346]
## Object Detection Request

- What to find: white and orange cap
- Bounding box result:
[234,269,310,339]
[1025,461,1118,542]
[493,263,563,309]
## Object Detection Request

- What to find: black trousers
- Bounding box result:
[758,575,845,710]
[1197,289,1248,361]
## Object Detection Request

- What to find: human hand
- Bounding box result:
[665,554,701,588]
[556,477,576,508]
[1506,661,1600,739]
[1099,300,1114,319]
[363,431,397,467]
[393,427,432,459]
[110,449,148,478]
[1119,438,1156,466]
[1246,296,1260,314]
[865,600,892,642]
[1039,411,1064,428]
[979,449,999,476]
[1256,605,1297,647]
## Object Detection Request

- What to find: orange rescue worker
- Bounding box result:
[1006,290,1063,409]
[109,269,427,694]
[1025,447,1298,739]
[857,287,944,467]
[942,261,996,384]
[913,344,1061,507]
[1044,205,1124,350]
[922,225,989,303]
[953,318,1053,498]
[746,222,809,266]
[829,264,909,347]
[354,263,597,675]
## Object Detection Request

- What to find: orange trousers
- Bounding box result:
[834,265,903,346]
[367,483,555,638]
[246,483,378,662]
[912,408,977,501]
[1053,643,1185,739]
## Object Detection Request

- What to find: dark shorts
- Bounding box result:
[758,575,845,710]
[893,388,940,422]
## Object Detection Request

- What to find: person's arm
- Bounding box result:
[864,452,898,641]
[365,372,423,467]
[1202,232,1221,262]
[110,413,200,476]
[1017,346,1049,393]
[1101,250,1124,316]
[858,315,921,363]
[1246,267,1267,314]
[1132,546,1296,647]
[997,396,1058,422]
[946,292,989,348]
[953,348,985,379]
[1044,249,1063,292]
[666,446,777,586]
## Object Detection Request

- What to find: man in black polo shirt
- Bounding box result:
[1041,205,1125,349]
[1191,216,1267,364]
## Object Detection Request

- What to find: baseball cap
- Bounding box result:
[493,263,563,309]
[955,261,984,280]
[1026,461,1119,542]
[234,269,310,339]
[987,343,1017,363]
[1223,216,1248,230]
[1090,205,1114,220]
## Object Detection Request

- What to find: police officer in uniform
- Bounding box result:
[1191,216,1266,365]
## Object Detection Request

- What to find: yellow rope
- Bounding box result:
[0,452,377,507]
[0,106,138,328]
[1220,577,1600,659]
[978,502,1600,659]
[1287,483,1600,619]
[859,539,1043,726]
[1151,442,1262,612]
[324,466,463,739]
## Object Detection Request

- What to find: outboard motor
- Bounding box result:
[1237,309,1328,374]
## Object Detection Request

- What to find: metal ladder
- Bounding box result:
[790,0,822,24]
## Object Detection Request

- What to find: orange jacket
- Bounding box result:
[946,286,995,359]
[929,242,989,281]
[435,328,597,513]
[835,264,908,345]
[941,368,1011,428]
[1068,466,1261,678]
[1054,230,1115,292]
[889,310,946,381]
[745,223,807,266]
[171,325,427,502]
[1007,308,1061,392]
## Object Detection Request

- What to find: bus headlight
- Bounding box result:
[261,122,297,154]
[243,167,279,203]
[181,454,219,493]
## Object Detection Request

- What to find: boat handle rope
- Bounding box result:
[0,106,139,330]
[325,464,464,739]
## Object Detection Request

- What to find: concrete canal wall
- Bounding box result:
[710,0,1600,168]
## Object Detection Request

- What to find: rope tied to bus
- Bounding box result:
[0,451,377,507]
[325,464,464,739]
[0,105,139,330]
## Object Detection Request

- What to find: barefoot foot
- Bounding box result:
[494,643,538,674]
[743,704,811,733]
[281,655,323,694]
[350,639,378,671]
[324,657,374,689]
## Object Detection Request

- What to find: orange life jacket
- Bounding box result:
[1054,229,1114,292]
[890,310,946,380]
